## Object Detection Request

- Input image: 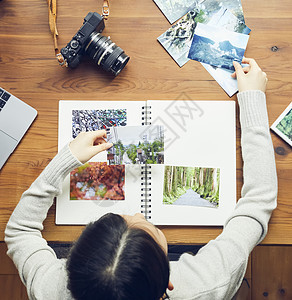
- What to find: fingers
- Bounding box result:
[231,65,250,78]
[76,129,107,141]
[90,141,113,157]
[93,138,107,146]
[242,66,251,73]
[241,58,260,70]
[233,61,244,75]
[76,130,108,145]
[88,129,107,139]
[232,61,244,78]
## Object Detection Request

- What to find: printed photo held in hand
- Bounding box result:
[231,57,268,93]
[163,166,220,208]
[188,23,249,71]
[202,58,249,97]
[107,125,164,165]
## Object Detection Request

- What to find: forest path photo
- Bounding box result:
[172,188,217,207]
[163,166,220,208]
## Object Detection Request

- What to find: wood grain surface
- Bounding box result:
[0,0,291,244]
[252,245,292,299]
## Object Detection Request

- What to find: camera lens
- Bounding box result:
[85,32,130,76]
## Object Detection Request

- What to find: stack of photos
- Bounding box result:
[156,0,251,96]
[271,102,292,147]
[163,166,220,208]
[107,125,164,165]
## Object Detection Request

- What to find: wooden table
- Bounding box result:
[0,0,291,244]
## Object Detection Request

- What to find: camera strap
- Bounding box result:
[47,0,110,66]
[102,0,110,19]
[47,0,66,65]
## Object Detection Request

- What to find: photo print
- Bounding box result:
[158,9,198,67]
[163,166,220,208]
[72,109,127,138]
[197,0,246,24]
[107,125,164,165]
[70,162,125,200]
[202,57,249,97]
[188,23,249,70]
[153,0,197,24]
[157,5,250,67]
[271,102,292,147]
[207,6,250,35]
[202,63,237,97]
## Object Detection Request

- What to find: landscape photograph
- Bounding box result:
[153,0,197,24]
[196,0,245,24]
[276,107,292,142]
[163,166,220,208]
[188,23,249,70]
[201,62,238,97]
[158,9,199,67]
[70,162,125,201]
[107,125,164,165]
[72,109,127,138]
[207,6,250,34]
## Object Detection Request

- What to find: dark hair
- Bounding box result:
[67,213,170,300]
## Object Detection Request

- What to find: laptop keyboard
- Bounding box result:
[0,88,11,111]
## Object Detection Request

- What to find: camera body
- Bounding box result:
[60,12,129,75]
[61,12,105,68]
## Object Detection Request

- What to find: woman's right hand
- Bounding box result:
[231,58,268,93]
[69,130,113,164]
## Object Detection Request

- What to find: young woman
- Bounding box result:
[5,58,277,300]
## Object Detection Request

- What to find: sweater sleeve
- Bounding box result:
[4,144,82,299]
[225,90,278,242]
[168,90,277,300]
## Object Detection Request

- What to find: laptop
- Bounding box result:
[0,87,37,169]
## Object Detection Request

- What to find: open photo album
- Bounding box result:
[57,100,236,226]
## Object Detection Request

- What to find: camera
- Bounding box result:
[60,12,130,76]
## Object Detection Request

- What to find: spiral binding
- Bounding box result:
[140,165,152,219]
[141,106,152,125]
[141,105,152,219]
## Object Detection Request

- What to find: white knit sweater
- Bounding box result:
[5,90,277,300]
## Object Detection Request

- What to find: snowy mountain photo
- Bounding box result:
[188,23,249,70]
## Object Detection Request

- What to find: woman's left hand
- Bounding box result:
[69,130,113,164]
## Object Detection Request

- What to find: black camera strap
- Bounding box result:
[47,0,110,66]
